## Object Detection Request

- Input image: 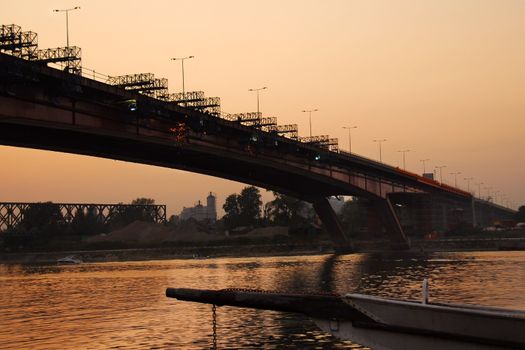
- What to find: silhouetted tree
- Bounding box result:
[1,202,67,249]
[515,206,525,222]
[131,197,156,205]
[222,187,262,229]
[223,194,241,229]
[168,214,180,227]
[19,202,66,237]
[265,192,306,226]
[338,198,367,238]
[70,207,106,235]
[109,198,157,229]
[238,186,262,226]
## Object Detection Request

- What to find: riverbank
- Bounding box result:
[2,236,525,264]
[0,242,327,264]
[3,221,525,264]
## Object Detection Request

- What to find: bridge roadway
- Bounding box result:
[0,53,514,250]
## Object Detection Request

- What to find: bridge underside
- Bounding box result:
[387,193,516,235]
[0,120,348,200]
[0,119,413,250]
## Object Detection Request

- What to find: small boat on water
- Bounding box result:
[56,255,82,264]
[166,287,525,349]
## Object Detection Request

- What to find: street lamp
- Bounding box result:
[420,159,430,174]
[476,182,484,198]
[170,56,194,101]
[464,177,474,193]
[484,187,492,201]
[302,109,318,137]
[342,126,357,153]
[53,6,80,48]
[435,165,446,183]
[373,139,387,162]
[449,172,461,187]
[248,87,267,115]
[398,149,410,170]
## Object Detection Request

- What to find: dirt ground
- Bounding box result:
[84,221,289,244]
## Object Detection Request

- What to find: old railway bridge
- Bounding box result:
[0,24,515,251]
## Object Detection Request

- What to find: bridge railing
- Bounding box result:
[78,66,112,83]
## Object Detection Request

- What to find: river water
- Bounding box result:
[1,251,525,349]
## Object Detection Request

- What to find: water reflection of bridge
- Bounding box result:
[0,23,515,251]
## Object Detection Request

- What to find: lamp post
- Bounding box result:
[484,187,492,201]
[464,177,474,193]
[248,87,267,116]
[435,165,446,183]
[302,109,318,137]
[420,159,430,174]
[53,6,80,48]
[449,172,461,187]
[476,182,484,198]
[170,56,194,101]
[398,149,410,170]
[373,139,387,162]
[342,126,357,153]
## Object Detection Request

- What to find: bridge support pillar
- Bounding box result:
[373,196,411,250]
[312,197,353,253]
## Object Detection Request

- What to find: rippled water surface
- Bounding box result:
[1,251,525,349]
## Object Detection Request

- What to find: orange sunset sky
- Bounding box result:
[1,0,524,215]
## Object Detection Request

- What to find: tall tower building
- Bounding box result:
[180,192,217,222]
[206,192,217,221]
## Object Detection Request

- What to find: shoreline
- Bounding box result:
[1,237,525,264]
[0,243,328,264]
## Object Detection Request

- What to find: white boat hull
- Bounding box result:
[311,293,525,349]
[313,318,512,350]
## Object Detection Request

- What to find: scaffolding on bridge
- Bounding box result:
[159,91,221,116]
[1,23,344,154]
[36,46,82,74]
[0,24,38,60]
[263,124,299,140]
[0,24,82,74]
[222,112,300,139]
[223,112,261,122]
[300,135,339,152]
[107,73,222,116]
[224,112,276,128]
[107,73,169,99]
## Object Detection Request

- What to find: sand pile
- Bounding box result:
[243,226,289,238]
[86,221,172,243]
[86,221,290,244]
[86,220,217,244]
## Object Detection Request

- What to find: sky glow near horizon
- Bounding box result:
[1,0,524,215]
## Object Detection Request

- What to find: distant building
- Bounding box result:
[180,192,217,222]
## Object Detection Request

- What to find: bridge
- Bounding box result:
[0,202,167,231]
[0,24,515,251]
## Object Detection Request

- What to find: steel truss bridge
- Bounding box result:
[0,202,167,231]
[0,24,515,251]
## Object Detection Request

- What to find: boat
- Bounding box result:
[56,255,82,264]
[165,286,525,349]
